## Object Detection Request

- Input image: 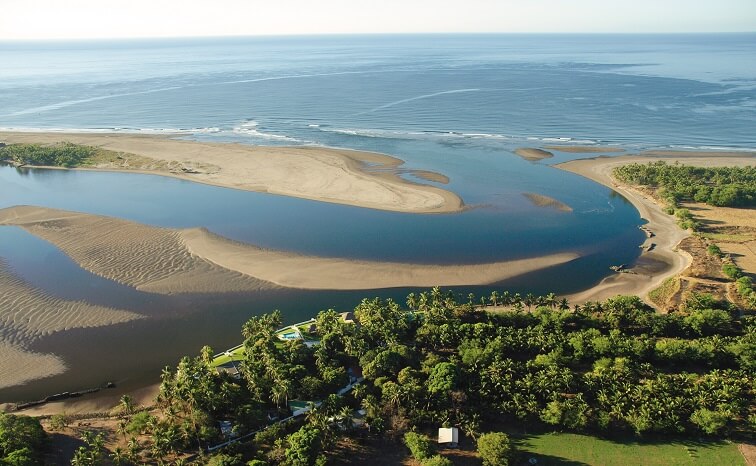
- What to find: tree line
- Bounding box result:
[0,142,97,168]
[7,289,755,465]
[613,161,756,208]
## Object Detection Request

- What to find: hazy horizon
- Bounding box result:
[2,0,754,41]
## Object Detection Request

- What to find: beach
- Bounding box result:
[557,152,755,304]
[0,131,463,214]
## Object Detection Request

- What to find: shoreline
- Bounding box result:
[0,131,463,214]
[556,152,755,305]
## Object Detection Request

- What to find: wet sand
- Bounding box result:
[522,193,573,212]
[557,152,755,304]
[514,148,554,161]
[0,260,141,390]
[0,131,463,214]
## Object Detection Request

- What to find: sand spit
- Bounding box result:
[522,193,573,213]
[0,206,276,295]
[0,131,462,214]
[0,260,141,389]
[556,152,755,304]
[545,145,625,153]
[0,206,580,292]
[514,148,554,161]
[181,227,580,290]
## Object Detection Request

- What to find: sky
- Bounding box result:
[1,0,755,40]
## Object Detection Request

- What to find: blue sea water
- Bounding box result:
[0,34,754,399]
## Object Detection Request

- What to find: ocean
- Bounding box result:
[0,34,754,399]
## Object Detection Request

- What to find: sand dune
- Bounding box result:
[0,206,580,292]
[0,260,141,389]
[0,131,462,214]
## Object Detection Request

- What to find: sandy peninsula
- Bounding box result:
[0,206,580,293]
[0,131,462,214]
[557,152,755,304]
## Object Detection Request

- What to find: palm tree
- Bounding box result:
[110,447,127,466]
[406,292,418,310]
[524,293,536,311]
[558,298,570,311]
[119,395,135,416]
[489,291,500,307]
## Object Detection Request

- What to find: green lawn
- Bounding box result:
[515,432,744,466]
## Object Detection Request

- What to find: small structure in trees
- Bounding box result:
[438,427,459,448]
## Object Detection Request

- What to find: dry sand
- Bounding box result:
[0,206,580,293]
[514,148,554,161]
[0,131,462,214]
[522,193,573,213]
[180,227,580,289]
[0,260,141,390]
[557,153,755,304]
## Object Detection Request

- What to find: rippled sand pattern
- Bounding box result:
[0,206,276,294]
[0,260,142,389]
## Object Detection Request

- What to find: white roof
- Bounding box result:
[438,427,459,444]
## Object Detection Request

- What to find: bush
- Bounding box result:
[0,414,46,465]
[722,263,742,280]
[421,455,453,466]
[477,432,512,466]
[707,244,723,257]
[403,431,434,460]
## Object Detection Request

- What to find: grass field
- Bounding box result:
[515,432,744,466]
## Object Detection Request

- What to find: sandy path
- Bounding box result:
[0,131,462,214]
[557,153,755,304]
[0,206,581,292]
[0,260,141,390]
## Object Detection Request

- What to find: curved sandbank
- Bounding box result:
[0,131,462,214]
[0,206,580,293]
[0,260,141,390]
[556,152,755,305]
[514,148,554,161]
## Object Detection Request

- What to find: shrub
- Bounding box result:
[477,432,512,466]
[722,263,742,279]
[421,455,453,466]
[403,431,434,460]
[707,244,723,257]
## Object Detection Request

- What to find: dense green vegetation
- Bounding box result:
[0,142,97,167]
[0,413,46,465]
[108,289,755,465]
[613,161,756,207]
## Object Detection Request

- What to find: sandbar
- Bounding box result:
[0,206,580,292]
[514,148,554,161]
[0,131,462,214]
[557,152,755,304]
[522,193,573,213]
[544,145,625,153]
